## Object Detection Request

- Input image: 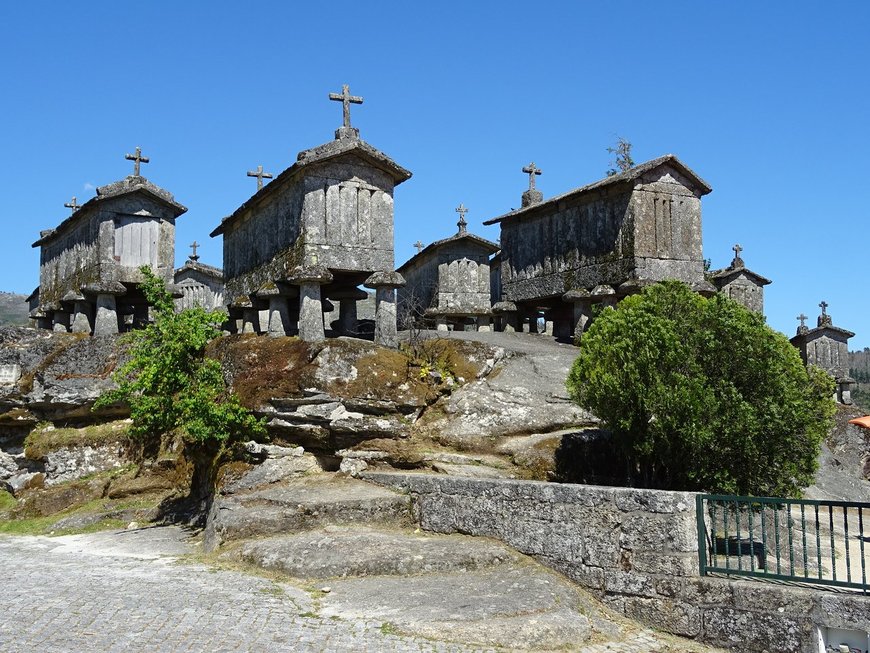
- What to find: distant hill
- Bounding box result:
[849,348,870,411]
[0,292,30,327]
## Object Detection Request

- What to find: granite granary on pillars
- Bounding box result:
[397,204,500,332]
[210,85,411,345]
[710,244,771,314]
[173,242,225,312]
[484,155,715,341]
[791,302,856,404]
[31,148,186,335]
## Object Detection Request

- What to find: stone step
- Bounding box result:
[231,524,520,579]
[203,475,412,551]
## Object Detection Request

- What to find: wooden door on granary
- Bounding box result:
[114,216,159,268]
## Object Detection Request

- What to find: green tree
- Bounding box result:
[606,136,635,176]
[566,280,835,497]
[95,267,264,502]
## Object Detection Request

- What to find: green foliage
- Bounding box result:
[606,136,635,176]
[94,267,263,467]
[566,281,836,497]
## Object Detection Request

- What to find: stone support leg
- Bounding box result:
[338,298,358,336]
[94,294,120,335]
[436,316,449,332]
[267,296,290,337]
[477,316,492,332]
[71,301,93,334]
[374,286,399,348]
[572,301,592,340]
[298,283,326,342]
[36,317,52,330]
[52,311,70,333]
[241,309,259,334]
[258,308,270,335]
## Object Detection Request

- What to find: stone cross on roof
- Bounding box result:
[63,196,81,215]
[523,162,542,191]
[414,240,424,253]
[731,243,744,268]
[125,146,149,176]
[247,165,273,191]
[455,203,468,234]
[190,241,200,262]
[818,300,832,327]
[796,313,809,335]
[329,84,363,129]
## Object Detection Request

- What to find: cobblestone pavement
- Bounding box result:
[0,527,711,653]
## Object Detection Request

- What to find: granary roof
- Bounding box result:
[791,323,856,343]
[32,175,187,247]
[711,264,772,286]
[396,231,500,274]
[210,135,412,238]
[174,259,224,280]
[483,154,712,226]
[25,287,39,303]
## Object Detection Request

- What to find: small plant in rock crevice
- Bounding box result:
[93,266,265,505]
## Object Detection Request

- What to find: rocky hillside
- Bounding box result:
[0,293,29,327]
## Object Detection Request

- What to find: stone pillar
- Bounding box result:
[563,290,592,341]
[365,271,406,349]
[267,296,290,337]
[436,316,449,332]
[71,301,93,334]
[241,308,259,334]
[477,315,492,332]
[52,311,70,332]
[288,265,333,343]
[255,283,297,338]
[35,314,52,330]
[298,283,325,342]
[94,294,120,335]
[330,288,368,336]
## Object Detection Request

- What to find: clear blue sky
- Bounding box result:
[1,1,867,348]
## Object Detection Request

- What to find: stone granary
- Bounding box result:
[484,155,715,339]
[710,244,771,314]
[31,149,186,335]
[397,204,500,331]
[791,302,856,404]
[210,85,411,346]
[173,242,225,312]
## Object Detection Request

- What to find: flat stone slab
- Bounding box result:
[233,525,519,579]
[319,562,599,650]
[205,475,412,550]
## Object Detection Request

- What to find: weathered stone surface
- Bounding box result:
[220,453,321,493]
[701,607,804,652]
[416,331,596,446]
[204,475,412,551]
[42,444,125,486]
[234,525,519,579]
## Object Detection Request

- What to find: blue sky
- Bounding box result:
[1,1,867,348]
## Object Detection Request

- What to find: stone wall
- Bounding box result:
[38,214,102,305]
[364,473,870,653]
[716,271,764,314]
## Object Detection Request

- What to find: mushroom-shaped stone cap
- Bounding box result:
[254,281,281,298]
[364,270,405,289]
[287,264,333,285]
[83,281,127,296]
[617,279,655,296]
[228,295,254,309]
[492,301,518,313]
[590,284,616,298]
[562,289,591,303]
[165,283,184,299]
[42,301,61,311]
[691,280,718,297]
[62,290,85,303]
[30,307,47,318]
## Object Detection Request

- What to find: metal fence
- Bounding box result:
[696,494,870,593]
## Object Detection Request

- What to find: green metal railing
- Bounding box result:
[696,494,869,593]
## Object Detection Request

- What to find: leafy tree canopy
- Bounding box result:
[566,280,835,497]
[95,267,264,497]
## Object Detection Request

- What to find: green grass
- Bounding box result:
[24,420,131,460]
[0,490,16,512]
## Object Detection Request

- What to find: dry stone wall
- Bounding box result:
[364,473,870,653]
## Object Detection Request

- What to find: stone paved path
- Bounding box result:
[0,527,716,653]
